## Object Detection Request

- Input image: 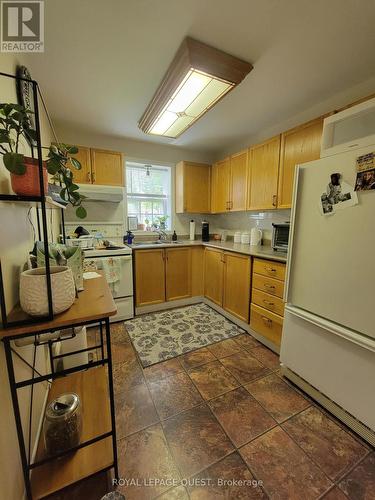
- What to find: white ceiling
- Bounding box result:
[27,0,375,154]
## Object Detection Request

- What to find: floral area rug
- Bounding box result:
[125,303,244,367]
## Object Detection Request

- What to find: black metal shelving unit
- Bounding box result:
[0,72,118,499]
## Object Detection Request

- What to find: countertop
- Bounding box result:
[128,240,288,263]
[0,273,116,338]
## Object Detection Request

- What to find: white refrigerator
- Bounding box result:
[280,143,375,445]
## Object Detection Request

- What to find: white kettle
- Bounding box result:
[250,227,262,246]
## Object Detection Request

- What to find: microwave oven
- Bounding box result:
[272,222,290,252]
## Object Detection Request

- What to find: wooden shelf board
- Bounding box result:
[0,273,117,338]
[31,366,113,499]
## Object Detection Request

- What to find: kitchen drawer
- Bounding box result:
[252,289,285,317]
[250,304,283,346]
[252,273,285,298]
[253,258,286,281]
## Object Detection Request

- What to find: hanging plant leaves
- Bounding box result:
[3,152,26,174]
[70,157,81,170]
[75,206,87,219]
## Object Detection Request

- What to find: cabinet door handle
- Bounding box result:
[261,316,273,326]
[230,200,233,209]
[265,267,277,274]
[264,283,276,290]
[92,171,96,183]
[272,194,277,207]
[263,300,275,307]
[87,171,91,182]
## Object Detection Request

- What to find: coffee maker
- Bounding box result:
[202,221,209,242]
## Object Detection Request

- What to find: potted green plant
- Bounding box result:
[0,102,47,194]
[156,215,168,230]
[0,103,87,218]
[46,144,87,219]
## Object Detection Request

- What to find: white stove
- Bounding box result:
[84,246,132,258]
[84,245,133,321]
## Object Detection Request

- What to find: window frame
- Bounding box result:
[125,160,174,233]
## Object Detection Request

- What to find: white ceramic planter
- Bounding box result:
[20,266,76,317]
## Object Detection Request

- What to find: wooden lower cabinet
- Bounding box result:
[250,304,283,346]
[135,249,166,307]
[223,252,251,322]
[191,246,204,296]
[252,273,284,298]
[252,288,285,317]
[165,247,191,301]
[250,258,286,347]
[204,247,224,305]
[204,248,251,322]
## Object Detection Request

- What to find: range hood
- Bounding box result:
[78,184,124,202]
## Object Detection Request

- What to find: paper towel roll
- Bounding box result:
[189,220,195,240]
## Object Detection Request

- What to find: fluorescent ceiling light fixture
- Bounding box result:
[139,37,253,138]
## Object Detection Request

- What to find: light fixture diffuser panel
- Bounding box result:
[139,37,252,138]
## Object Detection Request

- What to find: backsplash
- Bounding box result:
[176,210,291,243]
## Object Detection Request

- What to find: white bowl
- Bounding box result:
[20,266,76,317]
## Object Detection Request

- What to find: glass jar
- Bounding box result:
[43,393,82,456]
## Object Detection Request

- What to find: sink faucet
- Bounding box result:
[154,229,168,241]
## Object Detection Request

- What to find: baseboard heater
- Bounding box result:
[280,364,375,447]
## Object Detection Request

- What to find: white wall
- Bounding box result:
[0,54,57,500]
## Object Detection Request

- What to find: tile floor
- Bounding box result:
[50,323,374,500]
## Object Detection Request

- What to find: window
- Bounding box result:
[126,162,172,230]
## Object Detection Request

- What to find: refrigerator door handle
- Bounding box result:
[284,165,301,302]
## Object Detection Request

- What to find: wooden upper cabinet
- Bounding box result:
[222,252,251,322]
[203,247,224,305]
[211,158,231,213]
[165,247,191,301]
[248,136,280,211]
[135,249,166,307]
[175,161,211,213]
[90,149,124,186]
[230,150,248,211]
[278,117,323,208]
[69,146,92,185]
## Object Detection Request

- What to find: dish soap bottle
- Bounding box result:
[125,230,134,244]
[172,230,177,241]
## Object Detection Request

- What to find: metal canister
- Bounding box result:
[43,393,82,456]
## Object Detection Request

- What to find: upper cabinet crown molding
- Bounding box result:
[175,161,211,213]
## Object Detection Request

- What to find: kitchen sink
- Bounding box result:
[130,241,183,246]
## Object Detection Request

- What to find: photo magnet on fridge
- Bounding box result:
[355,152,375,191]
[319,172,358,216]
